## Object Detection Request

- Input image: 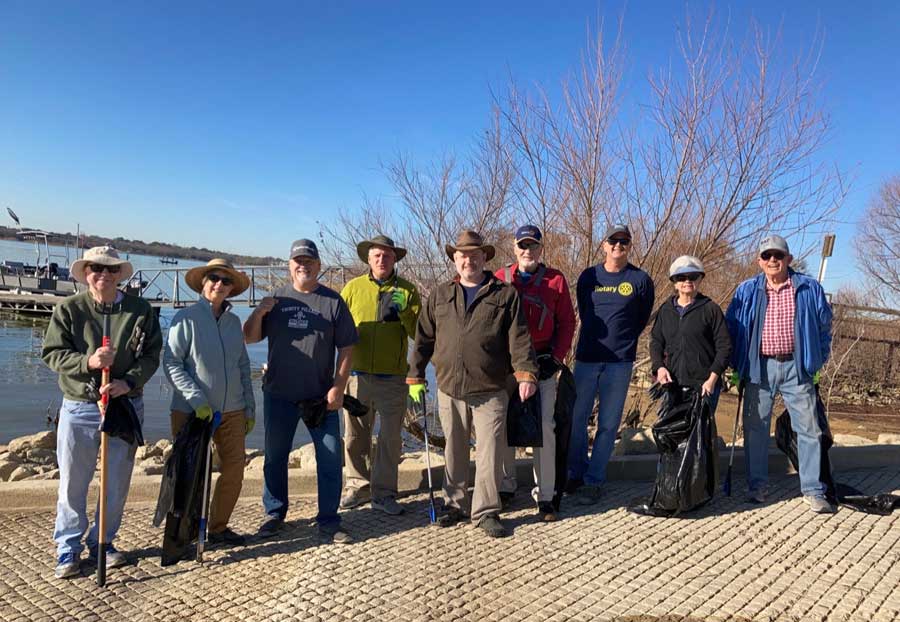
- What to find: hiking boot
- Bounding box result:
[208,527,246,546]
[55,552,80,579]
[319,527,354,545]
[806,495,837,514]
[257,516,284,539]
[575,484,602,506]
[372,496,405,516]
[88,544,127,569]
[746,489,767,504]
[435,508,465,528]
[537,502,558,522]
[339,488,370,510]
[476,514,508,538]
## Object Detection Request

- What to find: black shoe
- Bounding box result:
[208,527,246,546]
[435,508,465,528]
[499,491,515,509]
[477,514,508,538]
[257,517,284,539]
[565,478,584,495]
[537,502,558,522]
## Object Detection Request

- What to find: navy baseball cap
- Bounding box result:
[515,225,542,244]
[289,239,320,261]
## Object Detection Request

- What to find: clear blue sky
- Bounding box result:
[1,1,898,291]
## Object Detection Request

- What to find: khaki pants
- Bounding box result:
[500,375,559,502]
[171,409,246,534]
[439,389,508,522]
[343,374,407,500]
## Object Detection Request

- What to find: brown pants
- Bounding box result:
[171,409,246,534]
[343,374,407,500]
[438,389,508,522]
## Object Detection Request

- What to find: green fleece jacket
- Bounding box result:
[42,291,163,402]
[340,271,420,375]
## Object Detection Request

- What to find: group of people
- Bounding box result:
[42,222,834,580]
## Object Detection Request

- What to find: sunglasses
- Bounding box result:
[760,251,786,261]
[607,238,631,247]
[87,264,121,274]
[206,273,234,286]
[516,241,541,251]
[672,273,702,282]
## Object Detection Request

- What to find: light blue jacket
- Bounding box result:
[725,269,832,385]
[163,297,255,419]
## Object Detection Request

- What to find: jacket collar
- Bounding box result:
[367,270,397,286]
[197,295,232,317]
[755,268,805,291]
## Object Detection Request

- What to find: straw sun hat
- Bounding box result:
[70,246,134,284]
[185,258,250,297]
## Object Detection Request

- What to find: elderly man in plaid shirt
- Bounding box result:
[726,235,835,513]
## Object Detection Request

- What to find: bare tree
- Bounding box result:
[857,175,900,304]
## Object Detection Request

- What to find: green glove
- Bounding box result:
[245,417,255,435]
[195,404,213,421]
[728,371,740,387]
[812,371,821,385]
[408,383,426,404]
[390,288,409,312]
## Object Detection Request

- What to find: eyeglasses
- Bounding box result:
[760,251,786,261]
[672,273,702,282]
[516,241,541,251]
[206,273,234,286]
[607,238,631,247]
[87,264,121,274]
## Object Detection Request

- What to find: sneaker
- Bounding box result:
[575,484,602,506]
[372,496,405,516]
[208,527,246,546]
[88,544,127,569]
[746,489,767,504]
[537,502,558,522]
[54,552,80,579]
[806,495,837,514]
[435,508,466,528]
[257,516,284,539]
[476,514,508,538]
[319,527,354,544]
[339,488,370,510]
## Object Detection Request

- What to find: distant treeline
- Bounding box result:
[0,226,280,266]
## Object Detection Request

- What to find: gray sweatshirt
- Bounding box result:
[163,297,255,419]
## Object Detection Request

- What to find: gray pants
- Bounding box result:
[439,389,508,522]
[343,374,407,500]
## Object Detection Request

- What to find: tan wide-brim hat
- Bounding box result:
[445,230,495,261]
[70,246,134,285]
[185,258,250,297]
[356,234,408,263]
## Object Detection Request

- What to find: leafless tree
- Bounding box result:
[857,175,900,305]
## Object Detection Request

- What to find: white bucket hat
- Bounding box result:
[70,246,135,284]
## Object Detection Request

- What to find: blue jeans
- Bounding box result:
[743,357,827,497]
[567,360,634,486]
[262,393,341,530]
[54,397,141,557]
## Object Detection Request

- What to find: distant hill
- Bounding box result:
[0,226,280,265]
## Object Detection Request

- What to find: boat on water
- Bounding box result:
[1,207,79,297]
[160,257,179,265]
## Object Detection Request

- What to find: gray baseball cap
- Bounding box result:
[668,255,706,279]
[289,239,320,261]
[604,223,632,240]
[758,234,790,256]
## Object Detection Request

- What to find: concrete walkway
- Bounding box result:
[0,468,898,622]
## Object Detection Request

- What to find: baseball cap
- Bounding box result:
[758,235,790,256]
[289,239,320,261]
[604,223,632,240]
[514,225,542,244]
[668,255,706,279]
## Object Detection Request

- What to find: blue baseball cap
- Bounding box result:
[515,225,542,244]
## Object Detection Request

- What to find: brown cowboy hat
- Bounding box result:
[445,230,495,261]
[70,246,134,284]
[356,234,408,263]
[185,258,251,297]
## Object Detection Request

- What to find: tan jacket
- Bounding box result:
[408,272,537,399]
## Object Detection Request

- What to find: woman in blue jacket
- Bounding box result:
[163,258,255,545]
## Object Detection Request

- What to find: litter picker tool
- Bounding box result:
[196,411,221,563]
[417,392,437,524]
[96,304,112,586]
[723,381,745,497]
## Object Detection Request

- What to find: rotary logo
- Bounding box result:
[617,282,634,296]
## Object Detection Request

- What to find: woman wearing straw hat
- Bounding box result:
[42,246,163,579]
[163,258,255,547]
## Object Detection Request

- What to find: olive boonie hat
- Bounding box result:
[185,258,251,297]
[356,234,407,263]
[445,230,496,261]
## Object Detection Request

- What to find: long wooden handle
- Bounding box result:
[97,330,110,586]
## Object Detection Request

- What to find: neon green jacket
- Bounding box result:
[340,271,421,376]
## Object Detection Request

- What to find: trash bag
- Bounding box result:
[101,395,144,446]
[299,397,328,429]
[153,413,215,566]
[629,385,718,516]
[507,385,543,448]
[552,364,576,512]
[343,394,369,418]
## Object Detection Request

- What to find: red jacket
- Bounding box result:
[495,264,576,362]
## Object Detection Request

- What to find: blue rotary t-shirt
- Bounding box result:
[575,263,655,363]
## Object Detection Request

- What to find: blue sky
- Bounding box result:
[1,1,898,291]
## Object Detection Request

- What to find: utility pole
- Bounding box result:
[817,233,836,284]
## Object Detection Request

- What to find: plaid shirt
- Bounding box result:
[761,279,795,356]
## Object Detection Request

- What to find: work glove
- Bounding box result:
[245,417,255,435]
[195,404,213,421]
[813,371,821,385]
[408,383,426,404]
[728,371,740,388]
[390,288,409,312]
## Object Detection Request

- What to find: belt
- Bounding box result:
[763,353,793,362]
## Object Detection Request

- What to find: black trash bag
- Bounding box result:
[299,397,329,429]
[153,413,214,566]
[343,394,369,418]
[507,385,543,448]
[101,395,144,446]
[775,391,899,515]
[552,364,576,512]
[629,385,718,517]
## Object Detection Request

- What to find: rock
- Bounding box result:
[832,434,871,447]
[246,456,266,470]
[0,459,20,482]
[297,443,317,472]
[26,448,58,467]
[288,449,303,469]
[877,433,900,445]
[614,428,657,456]
[9,431,56,456]
[9,465,37,481]
[0,444,7,454]
[139,462,165,476]
[137,442,165,460]
[33,469,60,480]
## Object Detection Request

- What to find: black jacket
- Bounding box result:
[649,294,732,388]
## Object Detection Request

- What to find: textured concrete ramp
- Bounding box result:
[0,469,898,622]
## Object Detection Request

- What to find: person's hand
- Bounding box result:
[88,346,116,370]
[194,404,213,421]
[256,296,276,316]
[701,377,717,396]
[519,381,537,402]
[656,367,673,385]
[408,383,426,404]
[390,289,409,312]
[99,379,131,398]
[245,417,255,435]
[728,371,740,388]
[326,386,344,411]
